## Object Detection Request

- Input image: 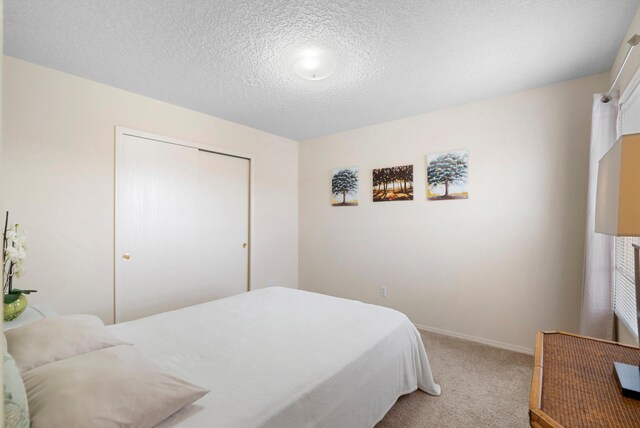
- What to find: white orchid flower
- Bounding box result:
[5,246,26,264]
[5,229,17,243]
[14,266,25,278]
[3,220,29,294]
[14,235,26,248]
[11,259,24,278]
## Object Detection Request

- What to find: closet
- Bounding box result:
[115,129,250,322]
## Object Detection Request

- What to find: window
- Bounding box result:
[614,78,640,340]
[614,237,640,339]
[618,77,640,137]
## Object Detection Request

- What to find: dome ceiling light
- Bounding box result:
[293,48,336,81]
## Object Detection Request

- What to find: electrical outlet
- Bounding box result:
[380,287,387,297]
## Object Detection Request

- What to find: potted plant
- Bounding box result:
[3,212,36,321]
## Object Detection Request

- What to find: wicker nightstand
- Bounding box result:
[530,331,640,427]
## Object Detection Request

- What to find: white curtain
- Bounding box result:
[579,94,618,340]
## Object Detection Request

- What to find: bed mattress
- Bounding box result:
[107,287,440,427]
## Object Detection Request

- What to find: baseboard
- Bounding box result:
[414,323,534,356]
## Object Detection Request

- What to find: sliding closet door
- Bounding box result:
[116,132,249,322]
[194,148,250,300]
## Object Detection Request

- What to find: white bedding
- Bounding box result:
[107,287,440,428]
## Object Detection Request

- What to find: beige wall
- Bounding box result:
[2,56,299,324]
[299,73,608,353]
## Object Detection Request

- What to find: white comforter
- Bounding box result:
[107,287,440,428]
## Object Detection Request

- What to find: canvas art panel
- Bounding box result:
[331,167,359,206]
[426,150,469,200]
[372,165,413,202]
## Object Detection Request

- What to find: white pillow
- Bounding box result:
[3,336,30,428]
[5,314,130,372]
[23,345,208,428]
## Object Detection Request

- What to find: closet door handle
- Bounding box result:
[242,243,247,249]
[122,253,131,261]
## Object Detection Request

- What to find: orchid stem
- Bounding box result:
[2,211,8,296]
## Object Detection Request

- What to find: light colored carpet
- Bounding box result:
[376,330,533,427]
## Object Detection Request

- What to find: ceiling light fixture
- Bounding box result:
[293,48,336,81]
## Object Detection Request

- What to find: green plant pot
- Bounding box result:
[4,294,28,321]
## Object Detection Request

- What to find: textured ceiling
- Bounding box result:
[5,0,639,141]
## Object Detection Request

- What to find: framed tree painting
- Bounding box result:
[372,165,413,202]
[331,167,359,206]
[426,150,469,200]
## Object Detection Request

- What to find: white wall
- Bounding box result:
[2,56,299,323]
[299,73,608,353]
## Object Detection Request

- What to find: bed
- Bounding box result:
[106,286,441,427]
